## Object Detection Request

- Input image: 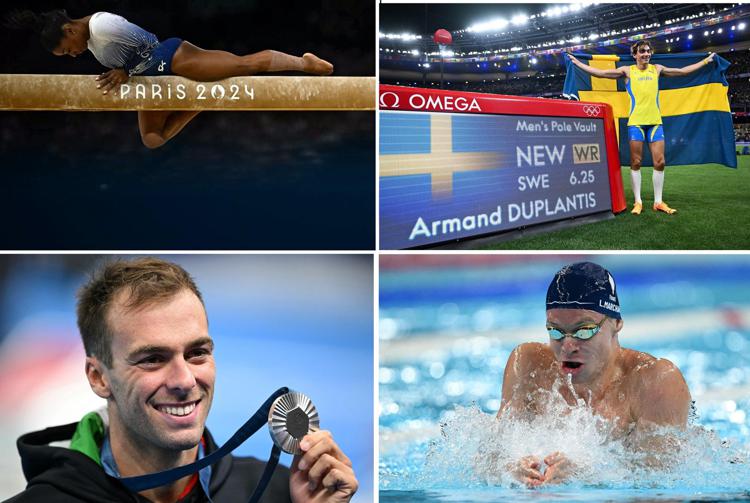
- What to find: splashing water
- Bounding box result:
[386,385,750,492]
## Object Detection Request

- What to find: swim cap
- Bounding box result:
[546,262,621,319]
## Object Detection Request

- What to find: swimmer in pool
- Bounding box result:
[7,9,334,149]
[497,262,691,487]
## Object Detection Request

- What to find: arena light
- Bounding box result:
[530,57,538,65]
[380,32,421,41]
[468,18,509,32]
[704,31,709,36]
[688,34,693,39]
[511,14,529,26]
[739,23,746,30]
[589,33,600,40]
[718,28,723,34]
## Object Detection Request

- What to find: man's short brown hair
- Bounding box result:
[631,40,654,57]
[77,257,204,367]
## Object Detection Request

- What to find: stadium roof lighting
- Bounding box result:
[411,49,419,56]
[739,22,746,30]
[717,28,723,34]
[589,33,599,40]
[511,14,529,26]
[423,63,430,68]
[379,32,420,41]
[704,31,709,36]
[688,34,693,39]
[468,18,509,32]
[530,57,538,64]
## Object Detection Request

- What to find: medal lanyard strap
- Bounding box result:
[120,386,289,497]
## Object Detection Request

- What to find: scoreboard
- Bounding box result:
[379,85,625,249]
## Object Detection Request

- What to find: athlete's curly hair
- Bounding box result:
[631,40,655,57]
[3,9,71,52]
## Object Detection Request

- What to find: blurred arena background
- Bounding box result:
[0,254,374,501]
[0,0,374,249]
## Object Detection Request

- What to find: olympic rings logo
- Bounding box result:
[379,91,400,109]
[582,105,601,116]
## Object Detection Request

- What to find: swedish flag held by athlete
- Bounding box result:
[568,41,715,215]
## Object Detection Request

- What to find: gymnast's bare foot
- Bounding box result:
[303,53,333,75]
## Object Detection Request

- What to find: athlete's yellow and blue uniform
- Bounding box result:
[626,64,665,143]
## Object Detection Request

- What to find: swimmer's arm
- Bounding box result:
[634,358,691,427]
[628,359,691,466]
[497,343,538,420]
[497,346,520,418]
[566,53,627,79]
[658,53,715,76]
[496,344,548,487]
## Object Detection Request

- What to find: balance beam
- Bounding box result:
[0,74,375,111]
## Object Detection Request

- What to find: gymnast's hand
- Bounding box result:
[96,69,129,95]
[289,430,358,503]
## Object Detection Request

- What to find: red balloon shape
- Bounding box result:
[433,28,452,45]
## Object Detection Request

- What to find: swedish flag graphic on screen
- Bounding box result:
[380,112,503,199]
[563,52,736,168]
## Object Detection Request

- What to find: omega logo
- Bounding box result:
[379,91,400,109]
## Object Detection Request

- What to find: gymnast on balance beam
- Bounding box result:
[7,9,334,149]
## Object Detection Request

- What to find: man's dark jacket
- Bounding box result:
[5,422,291,502]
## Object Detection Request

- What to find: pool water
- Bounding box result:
[379,257,750,502]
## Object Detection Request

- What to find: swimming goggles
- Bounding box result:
[546,317,606,340]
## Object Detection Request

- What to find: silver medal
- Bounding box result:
[268,391,320,455]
